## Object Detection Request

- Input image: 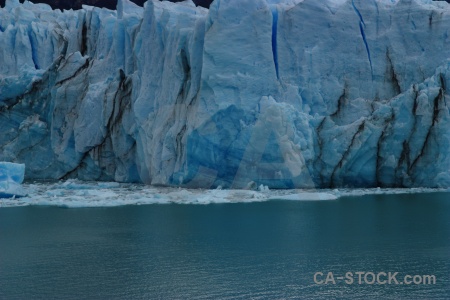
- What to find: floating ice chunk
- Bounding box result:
[0,162,26,198]
[258,184,270,192]
[0,162,25,184]
[269,192,338,201]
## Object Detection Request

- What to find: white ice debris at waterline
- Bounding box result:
[1,0,450,189]
[0,162,26,198]
[0,180,448,208]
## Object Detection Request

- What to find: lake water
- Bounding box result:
[1,192,449,299]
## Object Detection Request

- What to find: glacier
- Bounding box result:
[0,0,450,189]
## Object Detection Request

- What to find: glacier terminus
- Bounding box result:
[1,0,450,189]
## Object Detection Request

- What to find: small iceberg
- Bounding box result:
[0,162,27,198]
[268,192,338,201]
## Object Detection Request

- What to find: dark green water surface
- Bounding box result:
[1,193,449,299]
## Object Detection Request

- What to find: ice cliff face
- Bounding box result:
[1,0,450,188]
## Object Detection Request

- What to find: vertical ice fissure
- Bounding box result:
[270,5,279,79]
[27,28,39,69]
[330,120,366,188]
[352,0,373,74]
[410,85,444,172]
[81,19,87,56]
[386,48,401,95]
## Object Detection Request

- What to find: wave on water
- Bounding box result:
[0,180,448,208]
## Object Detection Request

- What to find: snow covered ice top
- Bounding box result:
[1,0,450,189]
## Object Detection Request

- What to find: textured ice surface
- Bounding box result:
[1,180,448,208]
[1,0,450,188]
[0,162,26,197]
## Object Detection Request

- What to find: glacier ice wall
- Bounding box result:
[1,0,450,188]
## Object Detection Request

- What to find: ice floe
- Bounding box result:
[0,180,447,208]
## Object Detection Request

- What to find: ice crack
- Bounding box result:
[352,0,372,75]
[270,5,279,79]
